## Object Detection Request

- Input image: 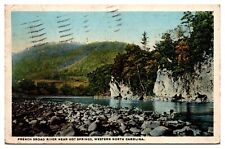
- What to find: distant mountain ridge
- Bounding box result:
[12,41,127,84]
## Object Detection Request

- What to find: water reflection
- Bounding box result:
[109,99,137,109]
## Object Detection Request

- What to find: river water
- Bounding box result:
[41,96,213,130]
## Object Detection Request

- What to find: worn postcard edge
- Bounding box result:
[4,4,221,144]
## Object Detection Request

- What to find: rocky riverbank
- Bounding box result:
[12,99,213,136]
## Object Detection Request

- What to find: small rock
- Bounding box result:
[89,131,101,136]
[144,111,153,116]
[50,124,60,131]
[150,126,170,136]
[84,120,91,125]
[57,110,64,114]
[29,120,38,125]
[117,119,124,124]
[35,131,48,136]
[208,127,213,134]
[192,128,201,136]
[67,117,75,123]
[40,120,47,125]
[135,115,144,121]
[165,120,178,127]
[13,119,17,124]
[104,131,114,136]
[38,105,44,109]
[128,120,136,126]
[45,111,55,117]
[99,115,107,121]
[96,110,102,115]
[49,116,60,124]
[88,122,97,132]
[141,128,152,136]
[79,125,88,132]
[141,121,160,129]
[138,116,144,121]
[112,130,120,136]
[173,126,194,136]
[37,117,43,121]
[186,122,191,126]
[119,123,126,133]
[157,117,167,121]
[56,126,75,136]
[108,115,120,122]
[124,133,134,136]
[130,127,141,134]
[151,113,160,119]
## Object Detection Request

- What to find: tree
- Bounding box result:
[141,31,150,51]
[181,11,214,63]
[87,64,113,95]
[154,33,175,69]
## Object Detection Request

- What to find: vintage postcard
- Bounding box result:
[5,4,220,144]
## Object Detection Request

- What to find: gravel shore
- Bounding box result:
[12,99,213,136]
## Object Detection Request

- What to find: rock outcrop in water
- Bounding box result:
[153,58,213,101]
[12,99,213,136]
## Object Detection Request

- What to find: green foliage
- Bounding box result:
[188,12,214,60]
[141,31,150,51]
[12,43,82,82]
[154,33,175,71]
[154,11,213,77]
[15,79,36,94]
[60,42,126,77]
[14,79,59,95]
[61,85,75,95]
[88,44,159,96]
[35,82,58,95]
[87,64,113,95]
[13,41,127,82]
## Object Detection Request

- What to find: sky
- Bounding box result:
[11,11,184,52]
